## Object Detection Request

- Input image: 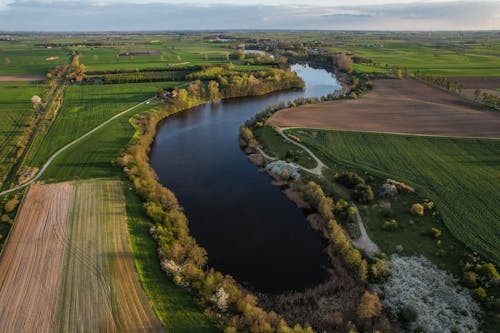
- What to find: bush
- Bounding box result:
[383,255,480,332]
[463,271,478,288]
[0,214,10,223]
[352,184,374,204]
[431,227,442,239]
[334,171,365,189]
[409,203,424,216]
[4,198,19,213]
[473,287,488,302]
[357,291,382,320]
[382,219,398,231]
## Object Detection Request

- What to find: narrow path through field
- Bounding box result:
[0,97,154,197]
[276,127,327,176]
[278,126,380,257]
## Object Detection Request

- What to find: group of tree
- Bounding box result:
[186,65,305,98]
[67,53,86,79]
[334,171,374,204]
[414,71,464,94]
[473,89,500,109]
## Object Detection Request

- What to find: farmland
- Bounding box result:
[0,81,41,187]
[327,32,500,76]
[269,79,500,138]
[0,180,166,332]
[0,182,73,332]
[287,129,500,264]
[27,81,180,169]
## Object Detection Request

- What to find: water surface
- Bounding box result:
[151,64,341,293]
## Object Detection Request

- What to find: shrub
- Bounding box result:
[239,126,254,145]
[480,262,500,281]
[0,214,10,223]
[383,255,480,333]
[334,171,365,189]
[409,203,424,216]
[431,227,442,239]
[463,271,478,288]
[382,219,398,231]
[357,291,382,320]
[4,199,19,213]
[473,287,488,302]
[370,258,391,283]
[352,184,374,204]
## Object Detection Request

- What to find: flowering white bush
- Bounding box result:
[211,287,229,312]
[265,160,300,179]
[383,255,480,333]
[161,259,183,276]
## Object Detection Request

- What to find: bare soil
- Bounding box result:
[0,182,73,333]
[269,79,500,138]
[0,75,46,81]
[0,180,164,332]
[451,76,500,89]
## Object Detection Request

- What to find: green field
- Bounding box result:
[331,38,500,76]
[0,81,41,186]
[290,129,500,264]
[27,81,180,170]
[0,42,68,75]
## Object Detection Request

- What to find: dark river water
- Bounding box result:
[150,64,341,293]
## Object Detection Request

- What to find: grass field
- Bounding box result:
[0,42,69,75]
[27,81,180,170]
[253,125,316,168]
[0,81,41,186]
[290,129,500,264]
[330,38,500,76]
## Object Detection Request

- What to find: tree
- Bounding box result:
[474,89,482,101]
[4,198,19,213]
[188,80,202,99]
[357,291,382,320]
[208,80,220,100]
[333,54,353,73]
[31,95,42,111]
[410,203,424,216]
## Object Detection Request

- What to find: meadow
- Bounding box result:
[330,37,500,76]
[27,81,180,170]
[290,129,500,265]
[0,81,41,187]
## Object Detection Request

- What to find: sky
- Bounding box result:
[0,0,499,31]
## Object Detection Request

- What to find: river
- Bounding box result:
[150,64,341,293]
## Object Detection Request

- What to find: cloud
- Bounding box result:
[0,1,498,31]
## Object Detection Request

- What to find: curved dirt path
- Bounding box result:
[0,97,154,197]
[276,127,327,176]
[276,126,380,257]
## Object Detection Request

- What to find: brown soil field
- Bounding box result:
[0,182,73,333]
[0,75,46,81]
[0,180,164,333]
[269,78,500,138]
[451,76,500,89]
